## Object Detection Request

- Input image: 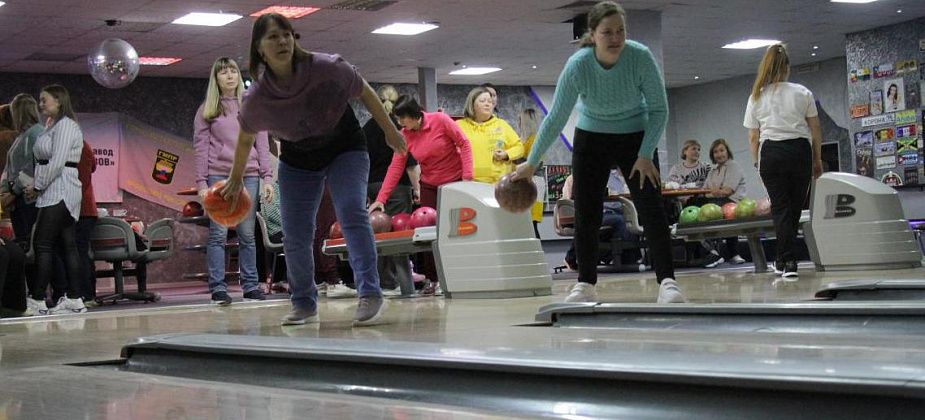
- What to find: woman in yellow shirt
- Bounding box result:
[456,87,523,184]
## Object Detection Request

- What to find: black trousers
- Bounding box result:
[31,201,82,300]
[572,129,674,284]
[0,241,27,312]
[759,138,812,263]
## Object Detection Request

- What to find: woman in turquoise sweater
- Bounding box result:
[512,1,684,304]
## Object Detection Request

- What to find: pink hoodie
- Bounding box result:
[193,97,272,190]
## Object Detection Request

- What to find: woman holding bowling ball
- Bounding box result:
[194,56,274,306]
[744,43,823,279]
[368,95,473,295]
[221,13,407,326]
[511,1,685,304]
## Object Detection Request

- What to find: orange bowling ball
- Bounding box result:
[202,180,252,228]
[494,173,537,213]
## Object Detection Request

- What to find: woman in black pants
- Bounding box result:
[25,85,87,315]
[744,44,823,279]
[512,1,684,304]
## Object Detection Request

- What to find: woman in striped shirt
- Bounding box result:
[25,85,86,315]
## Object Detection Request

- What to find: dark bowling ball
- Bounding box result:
[182,201,204,217]
[369,211,392,233]
[391,212,412,231]
[329,222,343,239]
[494,173,537,213]
[410,206,437,229]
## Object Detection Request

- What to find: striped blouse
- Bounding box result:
[34,116,84,221]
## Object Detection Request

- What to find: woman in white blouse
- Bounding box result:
[24,85,86,315]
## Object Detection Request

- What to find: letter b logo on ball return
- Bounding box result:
[824,194,856,219]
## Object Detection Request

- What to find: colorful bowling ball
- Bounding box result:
[722,202,737,220]
[735,198,757,219]
[494,173,538,213]
[329,221,343,239]
[391,212,412,231]
[202,180,251,228]
[410,206,437,229]
[699,203,723,222]
[679,206,700,224]
[369,211,392,233]
[755,197,772,216]
[182,201,204,217]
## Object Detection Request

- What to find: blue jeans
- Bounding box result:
[278,151,381,310]
[207,175,260,294]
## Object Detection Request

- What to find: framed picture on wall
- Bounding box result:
[869,90,883,115]
[884,78,905,112]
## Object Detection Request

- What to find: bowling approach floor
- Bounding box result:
[2,262,925,418]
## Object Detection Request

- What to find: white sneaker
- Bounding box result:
[317,283,328,296]
[48,296,88,315]
[657,279,686,303]
[326,283,357,299]
[730,255,746,265]
[564,282,598,303]
[381,287,402,297]
[26,297,49,316]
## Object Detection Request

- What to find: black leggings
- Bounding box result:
[0,241,27,311]
[572,129,674,284]
[31,201,82,300]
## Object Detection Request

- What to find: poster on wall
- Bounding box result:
[898,152,919,166]
[896,124,917,138]
[850,104,869,118]
[895,110,916,125]
[850,68,871,82]
[544,165,571,210]
[874,63,895,78]
[862,113,894,127]
[883,78,905,112]
[904,167,919,185]
[856,148,873,177]
[876,155,897,169]
[874,141,896,157]
[896,60,917,74]
[869,90,883,115]
[854,130,873,147]
[875,127,894,141]
[896,137,918,154]
[881,171,903,187]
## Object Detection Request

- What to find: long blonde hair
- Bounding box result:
[202,57,244,121]
[377,85,399,115]
[577,1,626,48]
[750,44,790,101]
[518,108,541,138]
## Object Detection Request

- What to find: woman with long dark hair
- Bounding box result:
[221,13,406,326]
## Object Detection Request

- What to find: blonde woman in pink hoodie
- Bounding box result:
[193,57,273,306]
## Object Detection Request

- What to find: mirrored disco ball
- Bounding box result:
[87,38,140,89]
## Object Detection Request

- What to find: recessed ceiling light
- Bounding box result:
[449,67,502,76]
[250,6,320,19]
[371,23,438,36]
[532,65,537,69]
[897,9,902,13]
[139,57,183,66]
[0,2,6,7]
[813,45,819,50]
[811,53,817,57]
[722,39,782,49]
[694,76,700,80]
[172,12,243,27]
[830,0,879,3]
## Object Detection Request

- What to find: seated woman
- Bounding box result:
[688,138,747,267]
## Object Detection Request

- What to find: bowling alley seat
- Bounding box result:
[91,217,168,304]
[553,197,647,265]
[256,212,285,283]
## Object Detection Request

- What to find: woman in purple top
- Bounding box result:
[194,57,274,306]
[221,13,407,326]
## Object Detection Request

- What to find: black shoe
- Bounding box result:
[703,252,725,268]
[781,261,799,279]
[211,291,232,306]
[243,289,266,301]
[773,260,785,275]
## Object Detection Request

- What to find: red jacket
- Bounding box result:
[78,141,97,218]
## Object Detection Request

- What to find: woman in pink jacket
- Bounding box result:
[368,95,473,295]
[194,57,273,306]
